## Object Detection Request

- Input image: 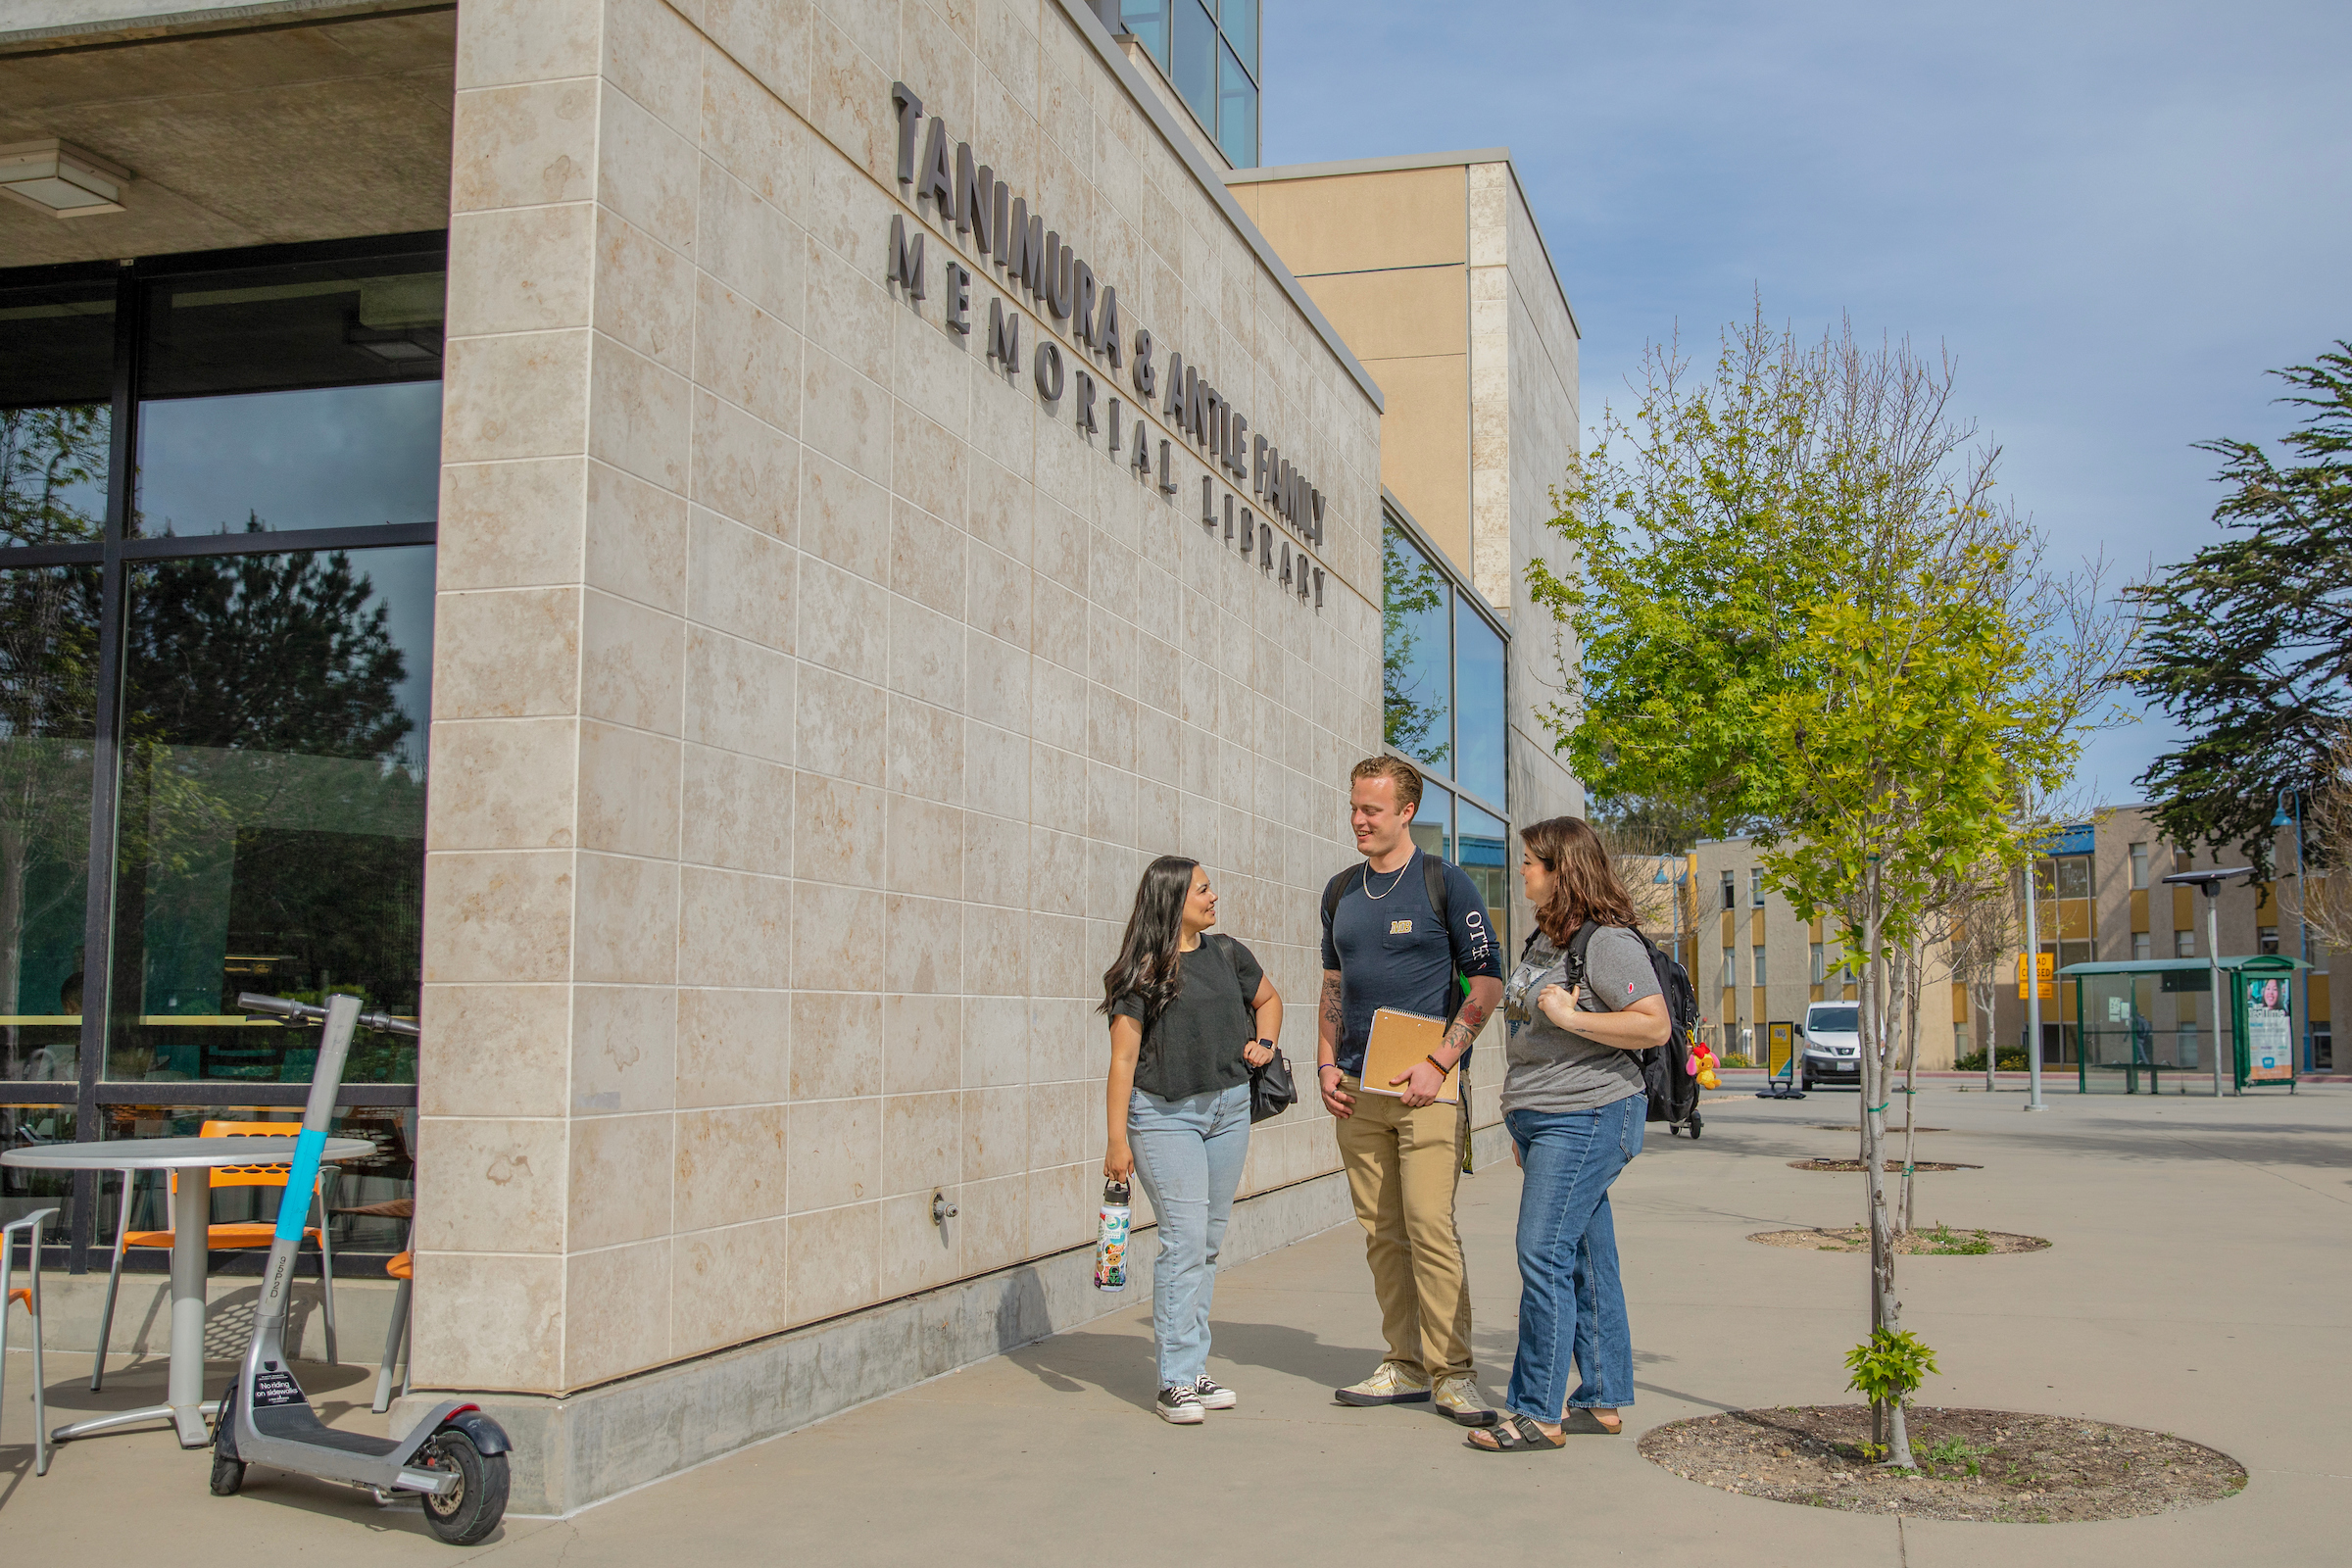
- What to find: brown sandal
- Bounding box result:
[1467,1415,1565,1452]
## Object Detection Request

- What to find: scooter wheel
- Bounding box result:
[209,1453,246,1496]
[419,1429,510,1546]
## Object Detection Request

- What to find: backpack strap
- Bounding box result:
[1421,853,1449,929]
[1321,864,1367,933]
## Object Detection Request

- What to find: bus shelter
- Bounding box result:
[2060,955,2307,1095]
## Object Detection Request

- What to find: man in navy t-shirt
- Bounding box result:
[1316,756,1503,1425]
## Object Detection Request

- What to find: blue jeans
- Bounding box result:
[1503,1094,1643,1421]
[1127,1082,1252,1389]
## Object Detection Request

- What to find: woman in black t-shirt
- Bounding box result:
[1101,856,1283,1424]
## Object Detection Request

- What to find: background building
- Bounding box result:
[1983,807,2333,1074]
[1693,807,2334,1076]
[0,0,1587,1510]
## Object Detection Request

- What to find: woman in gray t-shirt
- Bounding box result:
[1468,816,1671,1454]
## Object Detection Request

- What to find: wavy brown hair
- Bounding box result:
[1520,815,1640,947]
[1099,856,1200,1022]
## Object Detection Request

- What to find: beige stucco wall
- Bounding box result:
[416,0,1385,1397]
[1231,164,1471,568]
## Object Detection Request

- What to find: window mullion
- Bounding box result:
[66,265,141,1269]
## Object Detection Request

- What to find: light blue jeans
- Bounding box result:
[1503,1093,1644,1421]
[1126,1082,1252,1390]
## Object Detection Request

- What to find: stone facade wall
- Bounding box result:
[418,0,1383,1399]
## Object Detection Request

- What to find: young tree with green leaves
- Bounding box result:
[1536,307,2126,1466]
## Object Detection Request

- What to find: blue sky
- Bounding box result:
[1261,0,2352,807]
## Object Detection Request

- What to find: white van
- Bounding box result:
[1800,1002,1861,1091]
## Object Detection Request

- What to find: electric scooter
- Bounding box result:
[209,992,513,1546]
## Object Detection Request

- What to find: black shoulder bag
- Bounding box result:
[1213,934,1296,1122]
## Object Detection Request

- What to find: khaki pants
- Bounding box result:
[1334,1076,1473,1381]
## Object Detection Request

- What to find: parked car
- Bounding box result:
[1800,1002,1861,1091]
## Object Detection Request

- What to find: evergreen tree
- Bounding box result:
[2131,345,2352,873]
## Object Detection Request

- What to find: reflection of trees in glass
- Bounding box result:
[129,528,414,762]
[0,565,98,1032]
[1383,528,1450,766]
[113,539,424,1072]
[1,405,109,548]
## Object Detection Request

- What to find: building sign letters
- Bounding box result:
[887,81,1327,610]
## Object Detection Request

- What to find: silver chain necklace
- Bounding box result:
[1362,857,1413,900]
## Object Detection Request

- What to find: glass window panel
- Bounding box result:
[2,1104,77,1227]
[1173,0,1217,123]
[1221,0,1258,74]
[1217,43,1257,168]
[135,254,445,538]
[2055,855,2091,899]
[1382,525,1451,770]
[95,1102,413,1250]
[1457,799,1508,956]
[1,564,101,1082]
[107,545,433,1086]
[1408,778,1453,863]
[1,277,115,547]
[1120,0,1171,70]
[1453,596,1505,808]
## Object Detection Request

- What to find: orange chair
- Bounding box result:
[92,1121,339,1390]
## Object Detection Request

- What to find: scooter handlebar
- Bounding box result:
[235,992,421,1038]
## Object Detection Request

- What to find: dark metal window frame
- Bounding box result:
[2,231,444,1269]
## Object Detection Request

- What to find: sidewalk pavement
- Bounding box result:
[5,1084,2346,1565]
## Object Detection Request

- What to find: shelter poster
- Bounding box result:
[2244,977,2295,1082]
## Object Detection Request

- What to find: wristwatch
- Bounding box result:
[1255,1038,1276,1052]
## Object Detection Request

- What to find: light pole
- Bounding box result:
[2163,866,2254,1098]
[2281,787,2311,1071]
[2023,846,2045,1111]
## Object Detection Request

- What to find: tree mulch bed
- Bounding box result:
[1789,1157,1981,1173]
[1748,1226,2048,1255]
[1638,1405,2245,1522]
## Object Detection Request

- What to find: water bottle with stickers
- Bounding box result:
[1094,1178,1132,1292]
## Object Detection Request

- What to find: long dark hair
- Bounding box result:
[1100,856,1199,1021]
[1521,816,1640,948]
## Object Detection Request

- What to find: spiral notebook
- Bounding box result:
[1355,1007,1460,1104]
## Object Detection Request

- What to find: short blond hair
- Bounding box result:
[1349,755,1423,816]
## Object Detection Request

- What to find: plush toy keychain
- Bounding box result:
[1689,1041,1720,1090]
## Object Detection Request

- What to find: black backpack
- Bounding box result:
[1551,921,1702,1125]
[1320,855,1469,1023]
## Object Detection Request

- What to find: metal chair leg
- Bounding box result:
[28,1254,45,1478]
[370,1276,411,1414]
[91,1171,134,1392]
[313,1171,338,1364]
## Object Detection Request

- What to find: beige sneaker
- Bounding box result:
[1433,1375,1496,1427]
[1333,1360,1432,1406]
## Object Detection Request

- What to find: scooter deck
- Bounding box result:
[254,1403,409,1459]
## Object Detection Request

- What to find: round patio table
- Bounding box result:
[1,1136,374,1448]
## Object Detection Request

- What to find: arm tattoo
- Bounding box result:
[1443,998,1491,1059]
[1319,973,1344,1027]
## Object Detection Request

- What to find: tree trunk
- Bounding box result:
[1900,943,1923,1235]
[1979,976,1997,1092]
[1859,867,1912,1468]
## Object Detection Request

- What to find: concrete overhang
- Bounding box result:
[0,0,453,268]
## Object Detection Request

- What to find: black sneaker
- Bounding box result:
[1156,1385,1205,1424]
[1192,1374,1238,1410]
